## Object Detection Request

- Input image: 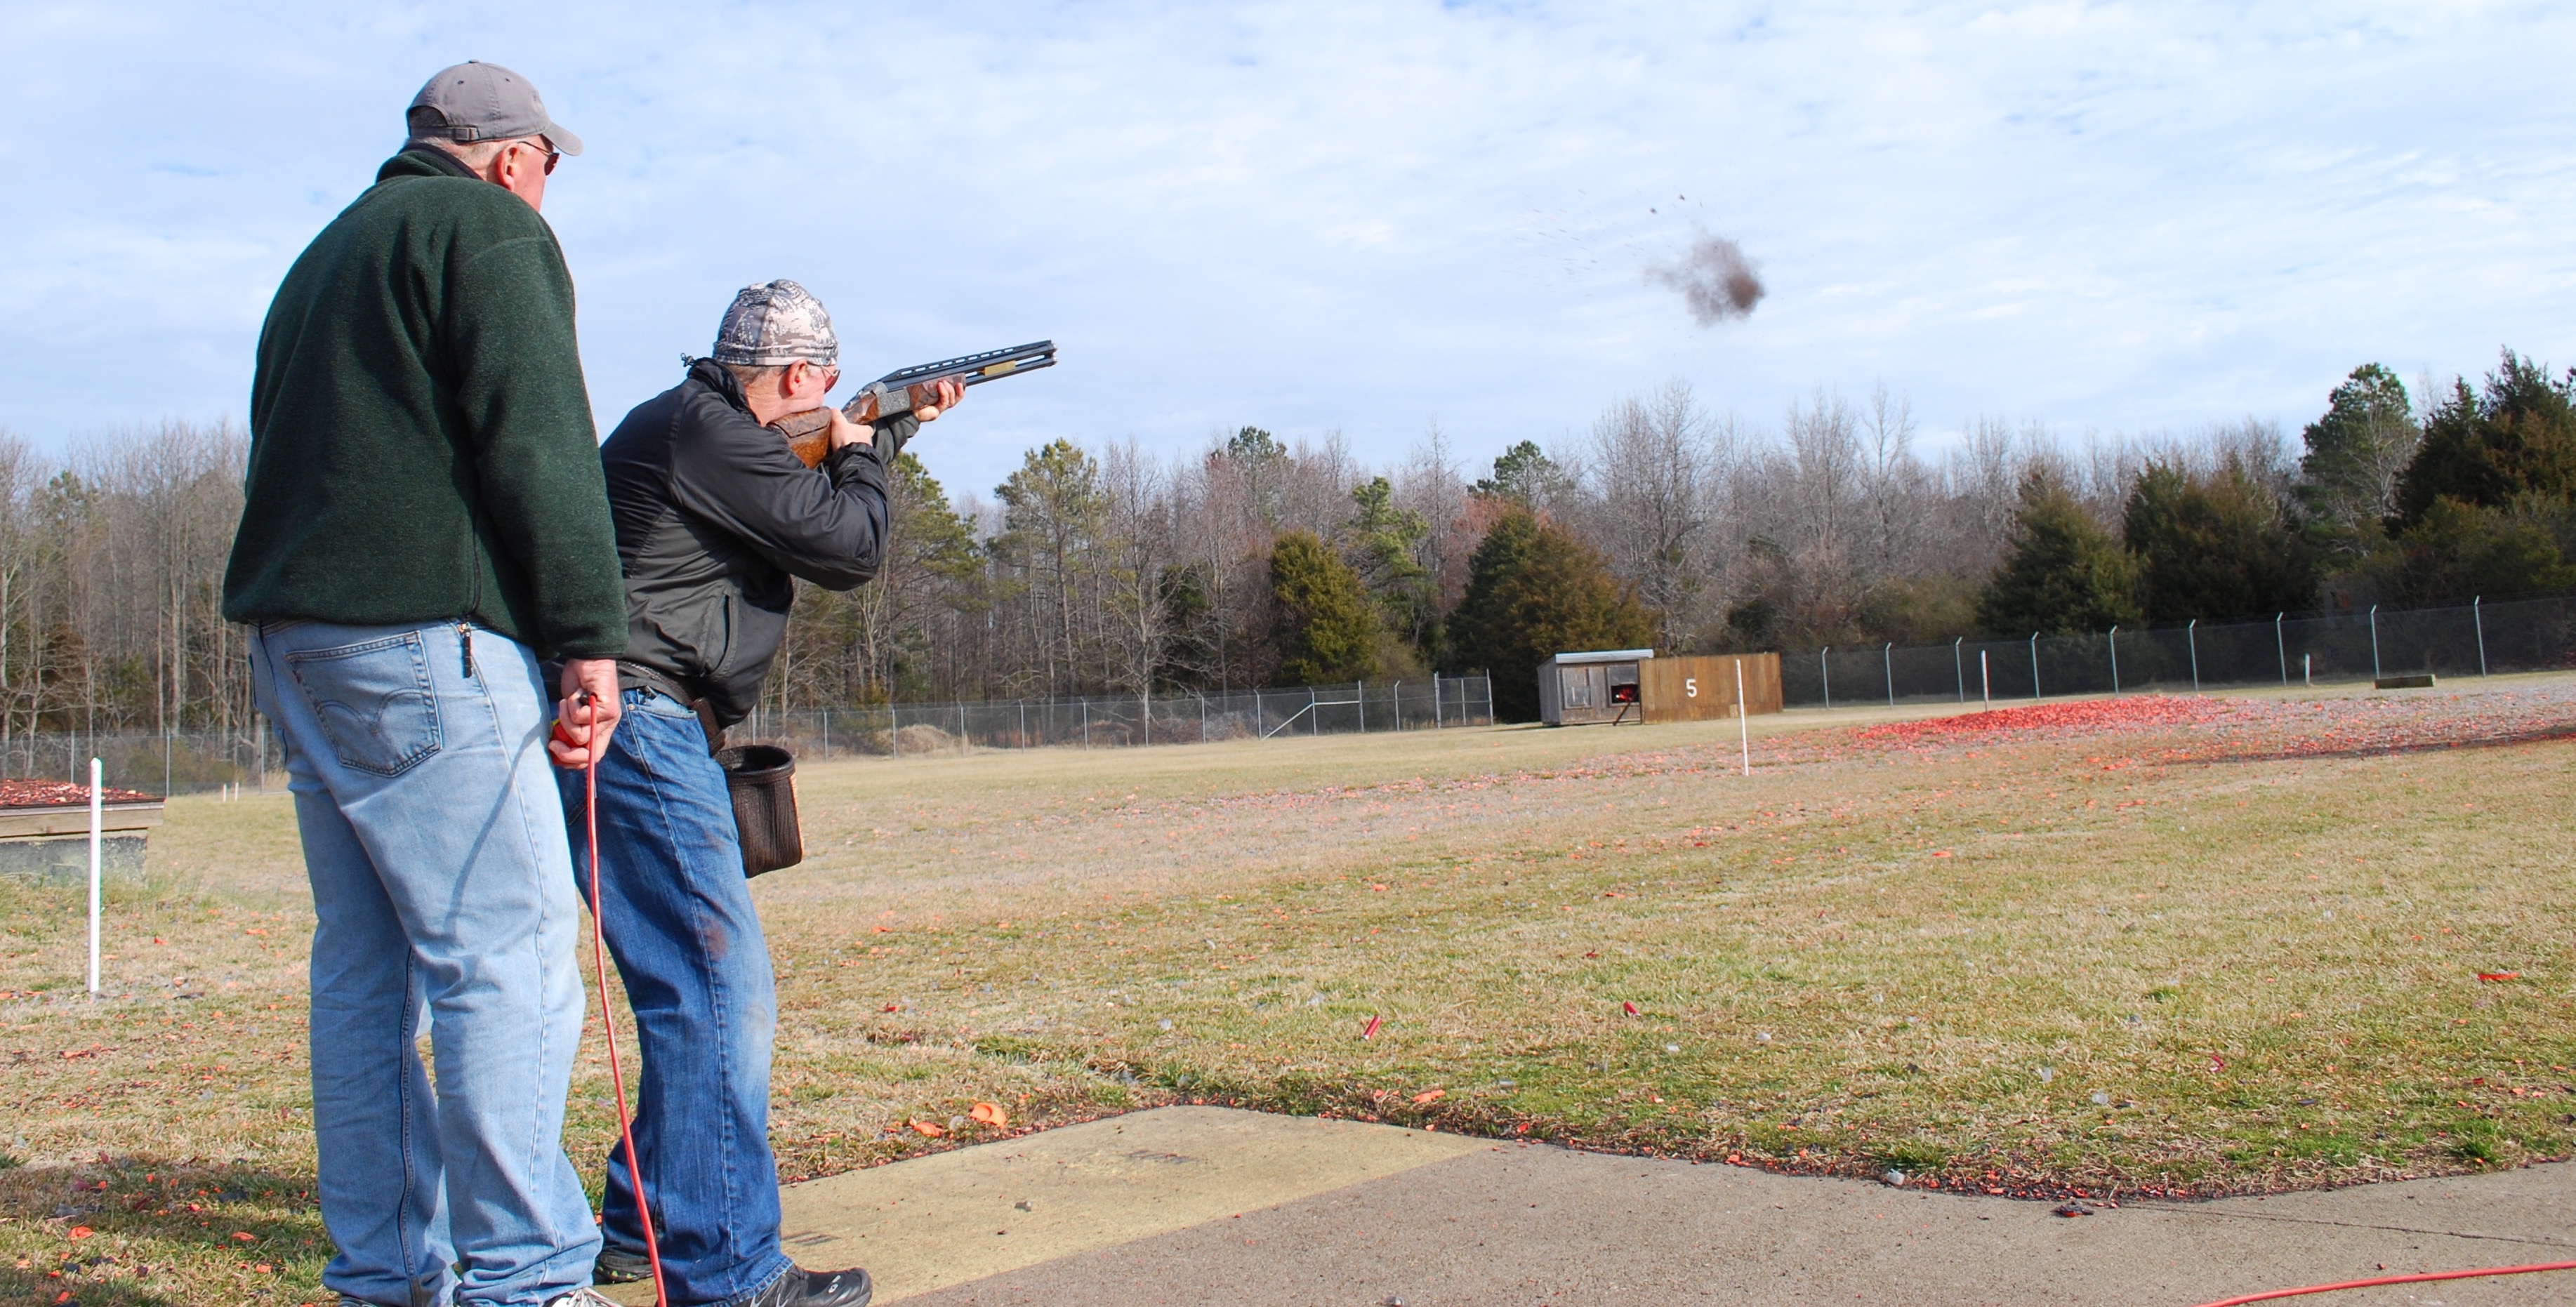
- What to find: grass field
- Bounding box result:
[8,677,2576,1303]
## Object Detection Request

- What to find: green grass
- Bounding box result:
[8,679,2576,1303]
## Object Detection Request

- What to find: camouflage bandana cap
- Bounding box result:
[711,280,839,367]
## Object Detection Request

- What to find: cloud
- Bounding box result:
[1,1,2572,494]
[1649,234,1766,326]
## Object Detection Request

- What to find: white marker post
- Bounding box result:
[87,757,103,998]
[1735,659,1750,777]
[1980,650,1990,710]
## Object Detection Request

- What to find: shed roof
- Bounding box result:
[1545,649,1656,666]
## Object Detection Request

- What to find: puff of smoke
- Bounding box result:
[1648,234,1766,326]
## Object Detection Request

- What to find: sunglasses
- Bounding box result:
[506,138,562,175]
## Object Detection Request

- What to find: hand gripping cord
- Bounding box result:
[575,701,668,1306]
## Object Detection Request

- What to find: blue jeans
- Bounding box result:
[559,689,795,1306]
[249,620,599,1307]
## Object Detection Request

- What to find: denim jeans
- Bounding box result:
[249,619,600,1307]
[559,689,795,1306]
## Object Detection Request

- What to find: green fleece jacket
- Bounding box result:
[222,147,627,660]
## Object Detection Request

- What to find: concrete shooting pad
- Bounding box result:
[612,1107,2576,1305]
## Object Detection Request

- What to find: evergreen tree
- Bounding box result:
[2377,498,2576,605]
[2124,460,2314,622]
[1445,505,1658,721]
[2296,363,2419,558]
[1472,440,1571,507]
[1976,473,2139,635]
[2390,351,2576,529]
[1268,529,1385,685]
[1346,475,1436,663]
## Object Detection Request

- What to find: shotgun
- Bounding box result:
[768,340,1057,467]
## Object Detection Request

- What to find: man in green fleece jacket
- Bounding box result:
[223,62,628,1307]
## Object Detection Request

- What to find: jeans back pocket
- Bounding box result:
[284,632,444,777]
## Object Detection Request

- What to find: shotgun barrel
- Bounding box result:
[770,340,1056,467]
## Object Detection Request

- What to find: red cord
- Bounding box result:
[584,730,668,1306]
[2187,1259,2576,1306]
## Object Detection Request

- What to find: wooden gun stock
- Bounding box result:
[768,408,836,469]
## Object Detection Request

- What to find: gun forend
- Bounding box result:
[845,339,1055,424]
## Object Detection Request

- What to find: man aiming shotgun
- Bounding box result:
[563,280,971,1307]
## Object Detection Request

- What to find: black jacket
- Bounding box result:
[598,359,912,726]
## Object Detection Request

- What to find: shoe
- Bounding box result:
[744,1266,873,1307]
[543,1290,623,1306]
[593,1243,653,1284]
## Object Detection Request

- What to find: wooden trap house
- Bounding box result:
[1538,650,1784,726]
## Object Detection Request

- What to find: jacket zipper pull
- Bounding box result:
[458,622,476,679]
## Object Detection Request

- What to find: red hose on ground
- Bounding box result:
[2188,1259,2576,1306]
[583,725,668,1306]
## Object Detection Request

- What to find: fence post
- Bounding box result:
[1953,637,1964,703]
[2108,625,2120,693]
[1432,672,1443,727]
[2188,618,2199,691]
[1821,646,1832,710]
[2030,633,2041,700]
[2474,596,2488,676]
[2368,604,2382,682]
[1884,642,1895,708]
[1081,698,1091,748]
[1735,658,1750,777]
[1309,686,1319,736]
[1356,680,1366,733]
[892,703,901,757]
[824,712,831,759]
[1390,681,1399,731]
[1980,649,1990,710]
[1198,693,1207,743]
[87,757,102,997]
[2276,612,2287,686]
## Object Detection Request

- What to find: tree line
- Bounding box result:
[4,347,2565,734]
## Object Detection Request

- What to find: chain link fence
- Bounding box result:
[1783,595,2572,708]
[7,675,1496,795]
[737,674,1495,758]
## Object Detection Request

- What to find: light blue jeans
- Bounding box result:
[560,689,795,1306]
[250,619,600,1307]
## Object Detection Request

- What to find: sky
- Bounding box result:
[4,1,2572,498]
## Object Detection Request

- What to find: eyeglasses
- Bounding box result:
[506,138,561,175]
[795,361,840,390]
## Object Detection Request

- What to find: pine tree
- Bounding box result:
[1346,476,1435,666]
[2124,460,2314,623]
[1268,529,1385,686]
[1976,473,2139,636]
[2296,363,2419,557]
[2390,351,2576,529]
[1445,506,1657,721]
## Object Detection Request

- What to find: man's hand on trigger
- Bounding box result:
[824,404,873,453]
[549,658,623,768]
[909,378,965,423]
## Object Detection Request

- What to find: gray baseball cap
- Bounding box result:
[712,281,840,367]
[407,61,583,156]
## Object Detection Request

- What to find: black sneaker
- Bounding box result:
[593,1245,654,1285]
[744,1266,873,1307]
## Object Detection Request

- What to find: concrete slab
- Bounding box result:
[609,1108,2576,1305]
[602,1106,1485,1305]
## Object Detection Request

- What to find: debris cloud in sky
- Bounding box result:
[1649,234,1766,326]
